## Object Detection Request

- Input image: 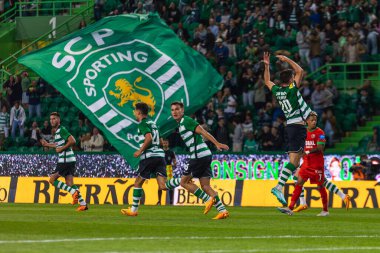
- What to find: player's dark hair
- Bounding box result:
[50,112,60,118]
[307,111,318,119]
[279,69,294,84]
[135,102,149,116]
[171,101,184,108]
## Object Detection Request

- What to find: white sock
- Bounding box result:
[131,206,138,212]
[337,190,346,200]
[299,196,306,205]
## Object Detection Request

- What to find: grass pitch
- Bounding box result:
[0,204,379,253]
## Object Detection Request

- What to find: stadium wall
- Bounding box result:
[0,177,379,208]
[1,153,379,180]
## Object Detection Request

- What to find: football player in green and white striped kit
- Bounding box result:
[263,52,312,206]
[121,102,182,216]
[40,112,88,211]
[171,101,230,219]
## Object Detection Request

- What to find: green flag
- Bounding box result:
[18,14,223,168]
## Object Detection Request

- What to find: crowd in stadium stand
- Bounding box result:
[1,0,380,153]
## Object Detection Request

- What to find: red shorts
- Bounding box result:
[299,165,324,185]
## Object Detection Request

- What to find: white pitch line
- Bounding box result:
[104,248,380,253]
[0,235,379,244]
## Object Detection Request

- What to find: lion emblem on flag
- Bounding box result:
[109,76,156,116]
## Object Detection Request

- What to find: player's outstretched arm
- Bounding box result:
[263,52,275,90]
[276,55,304,87]
[195,125,229,151]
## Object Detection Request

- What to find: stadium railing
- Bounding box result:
[0,0,92,22]
[0,2,94,86]
[307,61,380,91]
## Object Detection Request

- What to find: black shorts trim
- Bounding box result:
[183,156,212,178]
[53,162,76,177]
[285,124,306,153]
[286,147,304,154]
[138,157,167,179]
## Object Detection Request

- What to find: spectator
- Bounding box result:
[343,35,366,63]
[3,76,16,107]
[21,71,30,108]
[309,28,322,72]
[242,113,253,136]
[27,121,40,147]
[253,76,266,111]
[10,101,26,139]
[260,124,274,151]
[222,87,237,120]
[94,0,105,21]
[40,120,51,141]
[231,117,244,152]
[208,18,219,38]
[193,23,207,43]
[296,25,310,66]
[80,132,92,151]
[78,19,87,29]
[367,21,379,55]
[224,71,237,93]
[198,0,213,24]
[243,131,258,152]
[167,2,180,24]
[311,82,333,117]
[214,37,229,66]
[357,88,371,125]
[0,105,9,150]
[134,1,147,14]
[299,80,312,103]
[321,83,334,111]
[175,22,190,41]
[241,68,255,107]
[88,127,104,152]
[325,79,339,103]
[27,80,42,118]
[11,75,22,106]
[204,109,217,131]
[77,118,91,138]
[271,126,283,151]
[214,116,229,147]
[226,20,239,57]
[322,109,338,148]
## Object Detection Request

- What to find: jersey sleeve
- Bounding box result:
[316,129,326,145]
[271,85,278,94]
[60,127,71,140]
[138,121,151,136]
[184,116,199,132]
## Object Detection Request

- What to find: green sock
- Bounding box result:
[53,180,76,195]
[165,178,180,190]
[193,188,211,202]
[131,188,143,212]
[277,163,296,189]
[214,195,226,213]
[72,185,86,205]
[324,179,346,200]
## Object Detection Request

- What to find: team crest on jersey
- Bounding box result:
[67,40,189,148]
[311,134,315,138]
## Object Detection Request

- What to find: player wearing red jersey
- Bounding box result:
[278,112,329,216]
